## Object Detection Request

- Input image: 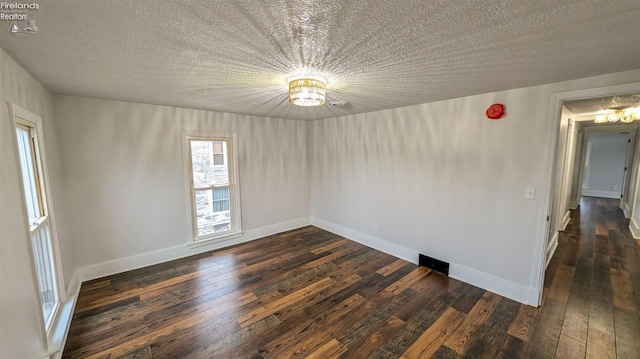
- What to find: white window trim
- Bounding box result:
[182,132,242,244]
[7,103,66,346]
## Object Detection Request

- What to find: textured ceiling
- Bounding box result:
[564,94,640,115]
[1,0,640,120]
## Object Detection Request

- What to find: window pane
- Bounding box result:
[213,154,224,166]
[32,225,57,326]
[190,140,229,187]
[212,188,230,212]
[212,187,229,200]
[195,188,231,236]
[15,127,42,223]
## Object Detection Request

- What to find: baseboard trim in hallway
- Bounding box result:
[546,232,559,269]
[630,217,640,240]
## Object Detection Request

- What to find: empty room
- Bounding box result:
[2,1,640,358]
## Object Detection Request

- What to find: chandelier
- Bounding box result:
[594,107,640,124]
[288,76,326,106]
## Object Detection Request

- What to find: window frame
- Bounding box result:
[8,103,66,341]
[183,133,242,244]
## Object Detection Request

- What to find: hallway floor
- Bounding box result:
[533,196,640,358]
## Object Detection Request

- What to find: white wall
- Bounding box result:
[0,49,74,359]
[310,69,640,304]
[53,96,310,272]
[582,132,629,199]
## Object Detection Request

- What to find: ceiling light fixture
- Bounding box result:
[594,114,607,124]
[288,76,326,106]
[594,107,640,124]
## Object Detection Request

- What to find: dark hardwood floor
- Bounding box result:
[63,197,640,358]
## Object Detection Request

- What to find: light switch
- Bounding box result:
[525,187,535,200]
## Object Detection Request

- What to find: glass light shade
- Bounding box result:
[619,110,634,123]
[619,109,637,123]
[594,115,607,123]
[595,107,640,124]
[288,76,326,106]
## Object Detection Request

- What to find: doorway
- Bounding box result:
[576,127,636,214]
[544,99,640,271]
[532,83,640,307]
[581,133,629,200]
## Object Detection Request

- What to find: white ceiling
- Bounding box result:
[1,0,640,121]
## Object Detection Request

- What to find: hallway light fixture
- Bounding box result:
[288,76,326,106]
[594,107,640,124]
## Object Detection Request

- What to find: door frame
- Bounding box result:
[620,126,639,216]
[546,113,574,270]
[531,81,640,306]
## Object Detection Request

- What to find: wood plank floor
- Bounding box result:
[63,197,640,358]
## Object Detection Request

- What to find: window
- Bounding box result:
[12,106,62,333]
[186,136,241,241]
[211,141,226,167]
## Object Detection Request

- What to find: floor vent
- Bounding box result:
[419,254,449,276]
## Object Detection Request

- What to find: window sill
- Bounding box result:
[44,291,78,358]
[187,231,244,249]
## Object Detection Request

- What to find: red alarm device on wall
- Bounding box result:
[486,104,505,120]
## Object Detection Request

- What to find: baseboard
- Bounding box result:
[623,203,630,218]
[449,263,534,306]
[527,288,542,307]
[546,233,559,269]
[47,269,81,359]
[310,217,419,265]
[66,269,80,296]
[78,217,311,282]
[311,216,535,306]
[581,190,621,199]
[630,217,640,240]
[243,217,311,243]
[561,211,571,231]
[569,200,578,210]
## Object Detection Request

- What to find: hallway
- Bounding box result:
[533,197,640,358]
